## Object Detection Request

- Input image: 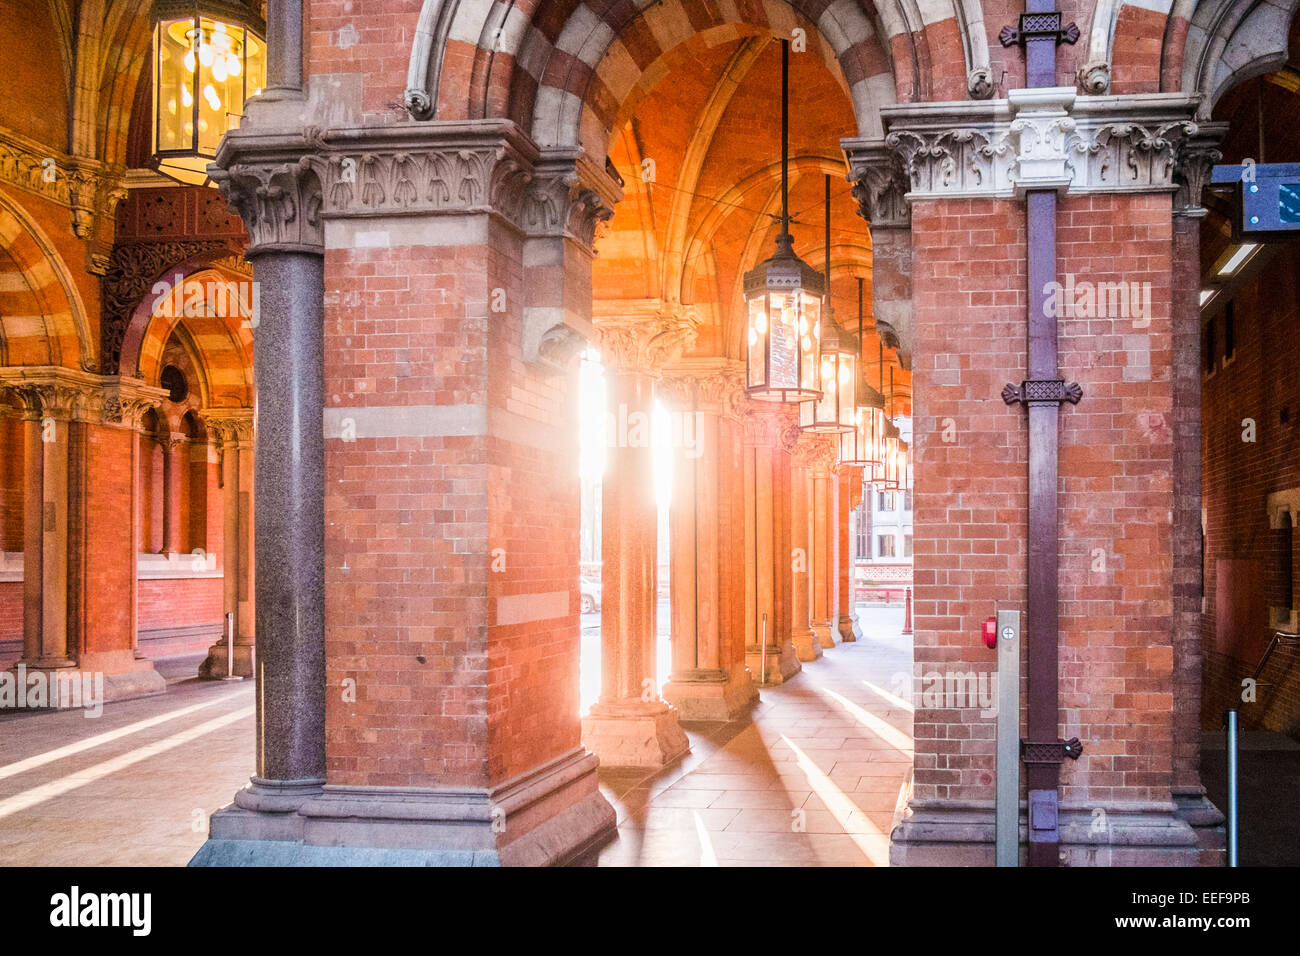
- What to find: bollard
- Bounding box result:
[1224,709,1238,867]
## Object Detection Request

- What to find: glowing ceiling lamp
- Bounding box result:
[801,175,856,433]
[151,2,266,186]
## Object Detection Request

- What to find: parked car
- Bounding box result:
[580,574,601,614]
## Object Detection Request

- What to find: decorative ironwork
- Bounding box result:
[1021,737,1084,766]
[999,13,1080,48]
[1002,379,1083,406]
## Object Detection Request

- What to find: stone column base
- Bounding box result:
[662,669,758,722]
[198,641,256,679]
[889,798,1204,866]
[746,641,801,686]
[838,614,860,643]
[813,622,836,649]
[190,749,617,867]
[1173,786,1227,866]
[792,627,822,661]
[77,650,167,702]
[581,701,690,769]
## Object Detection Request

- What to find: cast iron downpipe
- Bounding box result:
[1000,3,1084,866]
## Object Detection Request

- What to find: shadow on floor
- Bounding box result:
[1200,730,1300,866]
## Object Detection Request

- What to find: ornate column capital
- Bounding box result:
[205,409,256,447]
[211,157,324,256]
[0,368,167,425]
[842,139,911,228]
[593,304,699,375]
[1172,122,1229,218]
[658,358,745,415]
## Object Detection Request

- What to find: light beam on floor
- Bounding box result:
[0,696,238,783]
[0,706,254,820]
[819,687,913,754]
[782,735,889,866]
[860,679,914,713]
[693,810,718,867]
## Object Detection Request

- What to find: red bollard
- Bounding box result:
[902,586,913,636]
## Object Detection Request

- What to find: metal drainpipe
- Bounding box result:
[1002,3,1084,867]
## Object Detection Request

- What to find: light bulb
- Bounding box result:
[199,43,215,67]
[755,313,767,335]
[166,98,177,115]
[802,336,812,352]
[227,54,241,77]
[212,58,227,82]
[184,50,196,72]
[813,322,821,339]
[181,83,193,107]
[203,84,221,110]
[749,328,758,347]
[839,364,852,385]
[799,318,808,336]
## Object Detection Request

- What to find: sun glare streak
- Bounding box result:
[819,687,913,754]
[0,706,254,820]
[693,811,718,866]
[782,735,889,866]
[861,679,914,713]
[0,696,233,783]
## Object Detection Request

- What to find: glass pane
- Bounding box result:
[155,18,194,153]
[747,295,767,388]
[838,353,856,427]
[799,291,820,391]
[769,292,798,389]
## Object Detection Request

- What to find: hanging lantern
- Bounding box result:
[879,421,903,491]
[839,383,885,471]
[744,39,823,403]
[800,315,856,431]
[151,1,266,186]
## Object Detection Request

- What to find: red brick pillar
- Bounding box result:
[790,437,821,661]
[15,387,71,669]
[195,127,622,866]
[159,433,183,555]
[810,441,838,648]
[660,361,757,720]
[200,412,255,678]
[581,312,694,768]
[837,467,862,642]
[744,405,801,685]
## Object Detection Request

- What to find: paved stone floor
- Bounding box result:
[0,605,912,866]
[593,605,914,866]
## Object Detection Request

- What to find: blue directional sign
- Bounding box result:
[1211,163,1300,239]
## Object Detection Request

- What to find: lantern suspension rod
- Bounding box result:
[780,39,790,241]
[825,174,832,293]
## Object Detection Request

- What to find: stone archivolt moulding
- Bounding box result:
[874,91,1213,202]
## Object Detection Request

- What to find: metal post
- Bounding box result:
[1224,709,1238,867]
[221,611,244,682]
[996,609,1021,866]
[901,586,913,636]
[760,613,768,686]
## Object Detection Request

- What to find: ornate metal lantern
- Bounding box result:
[744,39,823,403]
[151,1,266,186]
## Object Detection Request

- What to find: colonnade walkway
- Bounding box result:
[594,607,914,866]
[0,608,912,866]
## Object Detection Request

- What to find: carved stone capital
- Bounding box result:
[842,140,911,227]
[593,308,699,374]
[1172,123,1228,218]
[211,158,324,256]
[205,409,256,445]
[524,150,620,250]
[659,360,746,417]
[878,93,1204,200]
[0,368,166,425]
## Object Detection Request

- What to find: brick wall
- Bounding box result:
[322,216,583,790]
[911,192,1180,808]
[1201,247,1300,737]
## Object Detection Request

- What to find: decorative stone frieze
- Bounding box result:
[0,127,127,274]
[0,367,166,426]
[875,93,1205,201]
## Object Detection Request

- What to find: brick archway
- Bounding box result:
[0,195,93,370]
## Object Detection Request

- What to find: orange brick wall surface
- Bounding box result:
[911,193,1180,807]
